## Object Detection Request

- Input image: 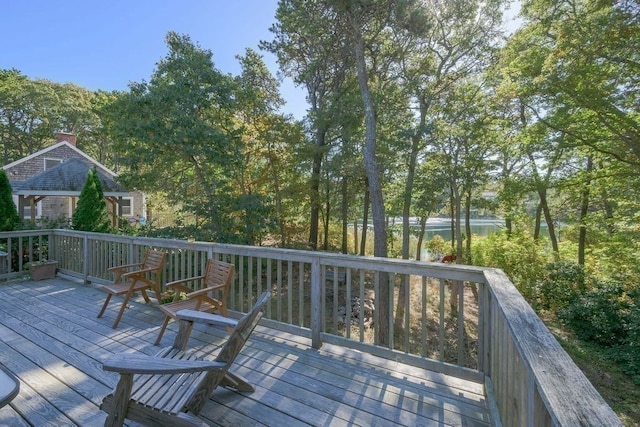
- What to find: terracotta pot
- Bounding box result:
[30,261,58,281]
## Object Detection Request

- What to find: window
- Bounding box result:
[120,198,133,216]
[44,158,62,170]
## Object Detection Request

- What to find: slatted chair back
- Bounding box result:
[202,259,234,308]
[97,249,167,328]
[154,258,235,346]
[139,249,166,294]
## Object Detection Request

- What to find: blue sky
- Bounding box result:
[0,0,308,119]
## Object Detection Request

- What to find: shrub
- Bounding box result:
[0,170,20,231]
[72,168,111,232]
[471,229,550,300]
[559,279,633,347]
[535,261,588,311]
[607,305,640,384]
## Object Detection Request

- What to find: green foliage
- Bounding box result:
[560,279,636,348]
[471,229,550,299]
[425,235,448,261]
[72,168,110,232]
[38,216,72,230]
[557,273,640,384]
[0,170,20,231]
[606,308,640,385]
[535,261,587,312]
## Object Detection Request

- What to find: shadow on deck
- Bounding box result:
[0,276,492,426]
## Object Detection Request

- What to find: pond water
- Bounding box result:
[419,218,504,242]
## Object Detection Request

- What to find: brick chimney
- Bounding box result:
[56,132,76,146]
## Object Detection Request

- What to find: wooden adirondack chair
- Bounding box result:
[155,258,234,346]
[101,292,271,427]
[97,249,167,328]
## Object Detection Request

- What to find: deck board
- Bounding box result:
[0,276,493,426]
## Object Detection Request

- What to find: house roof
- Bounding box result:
[11,158,128,197]
[2,140,119,177]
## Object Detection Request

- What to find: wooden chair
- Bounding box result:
[97,249,167,328]
[100,292,271,427]
[155,258,235,346]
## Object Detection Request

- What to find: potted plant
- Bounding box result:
[26,260,58,280]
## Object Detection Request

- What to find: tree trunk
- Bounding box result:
[449,185,456,250]
[538,188,559,253]
[452,183,463,260]
[465,189,472,263]
[341,176,348,254]
[402,100,427,260]
[415,216,427,261]
[534,202,542,240]
[360,182,369,256]
[578,156,593,265]
[353,25,388,346]
[323,196,330,251]
[353,220,358,254]
[309,127,327,250]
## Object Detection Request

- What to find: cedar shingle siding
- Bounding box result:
[3,140,145,223]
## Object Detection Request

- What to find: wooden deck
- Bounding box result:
[0,276,493,427]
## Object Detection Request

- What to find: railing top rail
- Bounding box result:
[483,268,621,426]
[43,229,488,282]
[0,230,53,238]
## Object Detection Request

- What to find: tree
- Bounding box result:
[0,170,19,231]
[72,168,110,232]
[108,32,243,242]
[0,69,59,161]
[264,0,353,250]
[396,0,506,260]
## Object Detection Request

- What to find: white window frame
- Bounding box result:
[120,197,133,217]
[44,157,63,170]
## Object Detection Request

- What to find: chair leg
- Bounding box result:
[221,370,255,392]
[140,288,152,304]
[103,373,133,427]
[98,294,112,318]
[112,292,132,328]
[154,316,171,346]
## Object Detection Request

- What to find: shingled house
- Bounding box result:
[2,133,145,226]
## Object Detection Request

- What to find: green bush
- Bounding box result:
[535,261,588,311]
[72,168,111,232]
[607,306,640,384]
[559,279,633,347]
[0,169,20,231]
[471,229,550,300]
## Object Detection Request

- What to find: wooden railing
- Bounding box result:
[0,230,622,426]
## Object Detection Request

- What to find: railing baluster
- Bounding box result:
[298,261,304,327]
[287,260,293,325]
[439,278,445,362]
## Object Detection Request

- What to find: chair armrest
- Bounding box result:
[108,263,142,273]
[185,287,224,299]
[121,267,160,278]
[176,309,238,329]
[166,283,194,295]
[165,276,205,290]
[102,353,226,375]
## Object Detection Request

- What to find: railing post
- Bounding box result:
[48,230,56,262]
[310,256,322,349]
[82,234,90,285]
